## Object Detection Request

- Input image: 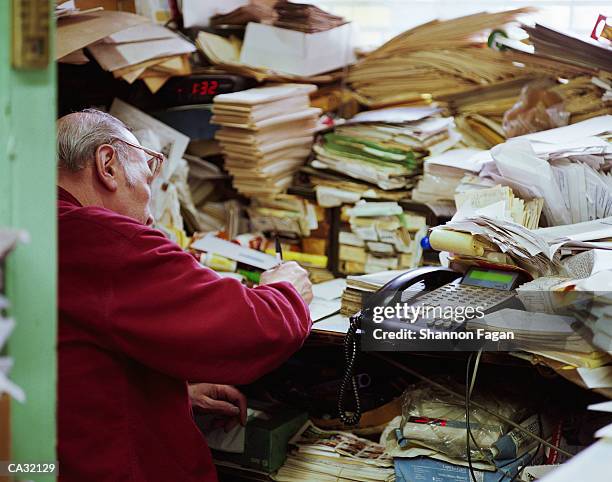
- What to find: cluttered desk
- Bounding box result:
[43,2,612,481]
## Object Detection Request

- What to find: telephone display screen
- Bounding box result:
[460,268,519,291]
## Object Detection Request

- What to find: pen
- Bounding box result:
[275,235,283,263]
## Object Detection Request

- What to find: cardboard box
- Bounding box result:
[240,22,355,77]
[197,402,308,473]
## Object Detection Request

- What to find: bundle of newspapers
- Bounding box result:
[272,422,395,482]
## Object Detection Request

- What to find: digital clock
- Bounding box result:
[156,74,254,106]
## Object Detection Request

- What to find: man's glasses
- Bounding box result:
[112,138,165,179]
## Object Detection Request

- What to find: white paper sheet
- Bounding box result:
[577,366,612,389]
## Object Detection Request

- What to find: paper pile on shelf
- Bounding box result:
[455,185,543,229]
[446,77,612,149]
[339,201,427,275]
[87,23,195,93]
[273,0,347,33]
[482,116,612,226]
[196,31,343,84]
[412,148,491,203]
[211,84,321,197]
[273,421,395,482]
[310,106,459,192]
[522,24,612,73]
[56,9,148,61]
[347,9,550,108]
[247,195,317,238]
[341,269,413,316]
[209,3,277,27]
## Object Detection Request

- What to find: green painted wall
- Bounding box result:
[0,2,57,481]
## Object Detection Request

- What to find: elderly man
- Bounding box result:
[57,109,313,481]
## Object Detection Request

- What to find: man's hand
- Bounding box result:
[188,383,247,432]
[260,261,313,304]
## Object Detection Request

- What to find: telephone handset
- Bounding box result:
[338,267,461,425]
[338,266,525,425]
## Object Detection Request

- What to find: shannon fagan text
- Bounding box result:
[372,303,486,324]
[372,328,515,342]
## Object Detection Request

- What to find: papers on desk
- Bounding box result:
[191,234,278,271]
[309,278,346,322]
[431,214,556,276]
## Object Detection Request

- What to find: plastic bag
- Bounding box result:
[393,381,524,461]
[502,82,570,138]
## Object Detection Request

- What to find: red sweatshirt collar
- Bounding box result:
[58,186,83,207]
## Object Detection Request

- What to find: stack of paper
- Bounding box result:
[87,23,195,93]
[247,195,317,238]
[347,9,552,108]
[522,24,612,73]
[412,148,490,203]
[196,31,343,83]
[467,308,595,353]
[446,76,611,149]
[339,201,427,275]
[483,116,612,226]
[455,185,543,229]
[209,3,277,27]
[430,214,557,276]
[211,84,321,197]
[341,269,412,316]
[273,0,347,33]
[273,421,395,482]
[55,0,101,19]
[311,107,459,191]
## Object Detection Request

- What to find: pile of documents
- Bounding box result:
[412,148,490,203]
[273,0,347,33]
[247,195,317,238]
[87,22,195,93]
[310,107,459,192]
[347,9,538,107]
[209,3,277,27]
[522,24,612,73]
[211,84,321,197]
[196,31,343,83]
[339,201,427,275]
[272,421,395,482]
[446,76,612,149]
[341,269,412,316]
[429,214,556,277]
[483,116,612,227]
[455,185,543,229]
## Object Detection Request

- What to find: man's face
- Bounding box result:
[112,131,156,226]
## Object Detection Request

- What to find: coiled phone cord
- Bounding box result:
[338,312,362,425]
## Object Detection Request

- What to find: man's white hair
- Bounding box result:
[57,109,138,184]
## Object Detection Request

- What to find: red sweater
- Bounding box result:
[57,187,311,481]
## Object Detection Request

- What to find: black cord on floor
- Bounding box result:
[466,352,479,482]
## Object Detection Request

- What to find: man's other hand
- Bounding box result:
[188,383,247,432]
[260,261,313,304]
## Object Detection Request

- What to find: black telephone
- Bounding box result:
[337,265,526,425]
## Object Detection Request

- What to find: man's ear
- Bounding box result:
[94,144,119,192]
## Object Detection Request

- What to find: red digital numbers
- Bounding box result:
[190,80,219,96]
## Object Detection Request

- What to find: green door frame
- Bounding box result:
[0,2,57,481]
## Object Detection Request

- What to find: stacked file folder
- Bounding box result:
[339,201,427,275]
[212,84,322,197]
[311,107,460,191]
